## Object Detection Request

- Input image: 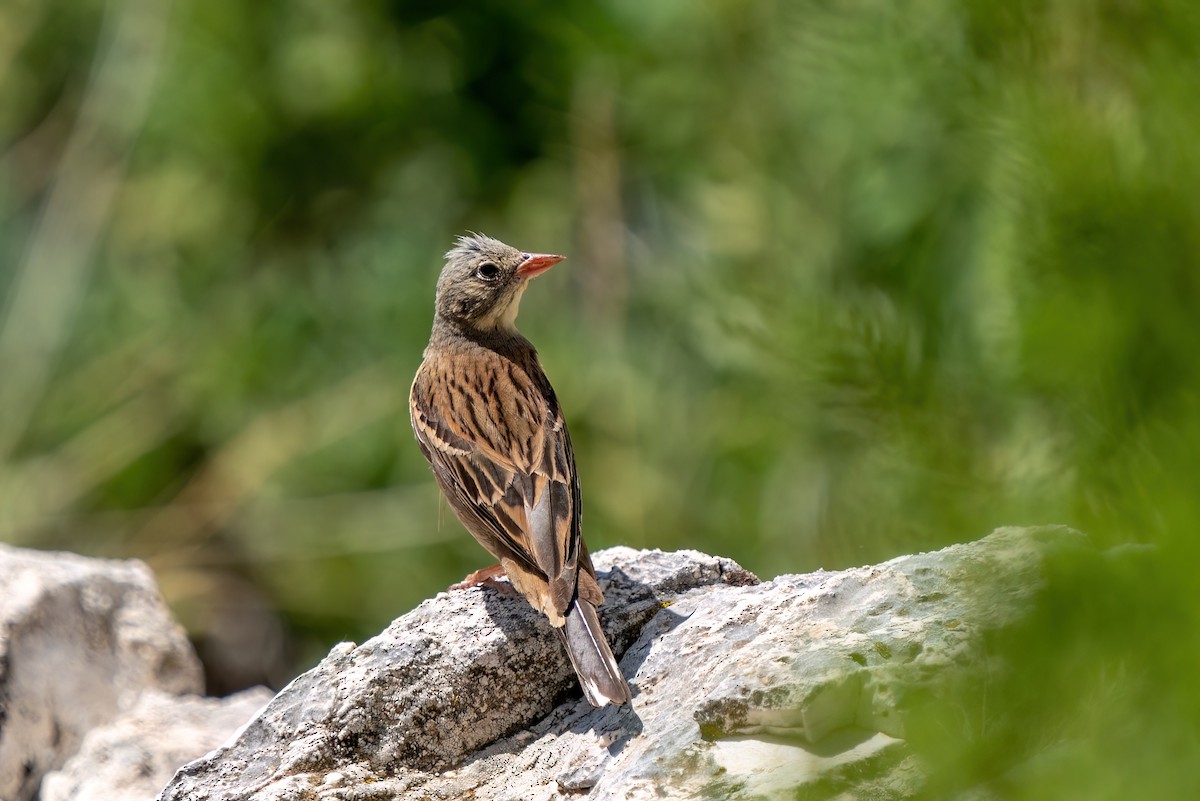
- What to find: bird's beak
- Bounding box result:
[515,252,565,279]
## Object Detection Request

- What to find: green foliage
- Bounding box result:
[2,0,1198,794]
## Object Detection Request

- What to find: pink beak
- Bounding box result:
[515,252,565,279]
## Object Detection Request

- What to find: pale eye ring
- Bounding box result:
[476,262,501,280]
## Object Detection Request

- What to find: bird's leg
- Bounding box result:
[448,563,512,592]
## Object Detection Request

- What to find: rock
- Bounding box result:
[159,549,755,799]
[0,544,204,801]
[157,526,1085,800]
[39,688,273,801]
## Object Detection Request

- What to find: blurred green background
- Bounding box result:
[2,0,1198,796]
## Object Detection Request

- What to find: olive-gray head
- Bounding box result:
[434,233,565,333]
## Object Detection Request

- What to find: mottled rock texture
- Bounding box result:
[40,688,273,801]
[157,526,1085,800]
[0,544,203,801]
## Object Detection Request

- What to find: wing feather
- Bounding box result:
[409,342,585,616]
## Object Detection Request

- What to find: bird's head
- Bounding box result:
[434,233,565,333]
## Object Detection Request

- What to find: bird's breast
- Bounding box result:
[425,345,548,471]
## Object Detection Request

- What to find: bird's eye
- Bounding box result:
[476,262,501,280]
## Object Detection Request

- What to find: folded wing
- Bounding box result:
[409,345,588,619]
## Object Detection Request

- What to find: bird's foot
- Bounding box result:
[449,563,511,592]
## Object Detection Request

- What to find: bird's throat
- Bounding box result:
[475,281,528,333]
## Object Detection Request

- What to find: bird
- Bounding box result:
[409,233,632,708]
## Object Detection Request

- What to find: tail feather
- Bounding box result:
[558,599,632,707]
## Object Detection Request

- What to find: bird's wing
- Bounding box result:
[409,345,582,614]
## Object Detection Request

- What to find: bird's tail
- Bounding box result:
[558,598,632,707]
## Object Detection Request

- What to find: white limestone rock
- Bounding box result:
[39,688,273,801]
[0,544,204,801]
[157,526,1084,800]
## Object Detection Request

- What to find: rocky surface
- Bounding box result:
[0,544,204,801]
[39,688,273,801]
[157,526,1087,800]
